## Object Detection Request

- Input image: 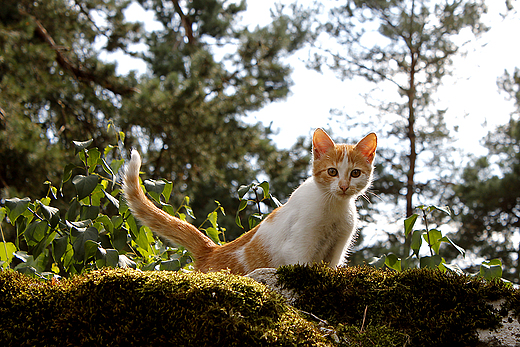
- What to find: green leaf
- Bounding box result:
[87,148,101,173]
[33,230,56,260]
[384,254,401,272]
[38,202,60,229]
[480,259,503,280]
[5,197,31,223]
[102,189,119,209]
[423,229,443,254]
[432,205,451,216]
[205,227,221,245]
[133,226,151,252]
[238,183,254,199]
[0,207,6,222]
[72,139,93,151]
[160,259,180,271]
[208,211,218,229]
[84,240,100,262]
[61,163,77,189]
[72,175,99,200]
[144,179,166,202]
[258,181,270,199]
[111,227,128,252]
[248,213,263,229]
[162,180,173,202]
[110,158,125,177]
[161,203,175,216]
[410,229,423,257]
[270,195,283,208]
[419,255,443,269]
[96,214,114,233]
[72,226,99,261]
[52,235,70,263]
[24,220,49,245]
[104,249,119,268]
[439,235,466,258]
[80,205,100,221]
[100,158,115,186]
[0,242,17,269]
[404,213,418,237]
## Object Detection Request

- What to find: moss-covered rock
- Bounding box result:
[0,269,329,346]
[276,264,515,347]
[0,265,517,346]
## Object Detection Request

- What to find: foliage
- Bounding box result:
[0,268,330,346]
[369,205,507,282]
[0,135,199,278]
[0,0,311,238]
[451,69,520,283]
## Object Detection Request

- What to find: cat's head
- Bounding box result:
[312,128,377,199]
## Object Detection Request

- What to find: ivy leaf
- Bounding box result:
[439,235,466,258]
[0,242,17,269]
[72,175,99,200]
[87,148,101,173]
[423,229,443,254]
[144,179,166,202]
[248,213,262,229]
[205,227,221,245]
[72,139,93,152]
[238,183,254,199]
[72,226,99,261]
[480,259,503,280]
[384,254,401,272]
[4,197,31,223]
[160,259,180,271]
[102,189,119,209]
[52,235,70,263]
[258,181,270,200]
[404,213,418,237]
[410,229,423,257]
[38,202,60,229]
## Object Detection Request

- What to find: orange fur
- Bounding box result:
[123,129,377,275]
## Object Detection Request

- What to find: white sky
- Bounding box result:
[113,1,520,157]
[242,0,520,155]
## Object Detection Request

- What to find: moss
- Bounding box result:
[1,265,516,346]
[276,264,513,347]
[0,269,330,346]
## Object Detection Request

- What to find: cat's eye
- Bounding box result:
[327,168,338,177]
[351,169,361,178]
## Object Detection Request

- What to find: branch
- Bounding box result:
[172,0,196,45]
[20,9,139,96]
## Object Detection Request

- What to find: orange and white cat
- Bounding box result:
[123,128,377,275]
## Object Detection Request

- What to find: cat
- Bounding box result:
[123,128,377,275]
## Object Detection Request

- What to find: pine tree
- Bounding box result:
[305,0,487,255]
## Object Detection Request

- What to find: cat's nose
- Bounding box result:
[339,184,349,192]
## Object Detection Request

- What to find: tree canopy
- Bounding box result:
[0,0,311,237]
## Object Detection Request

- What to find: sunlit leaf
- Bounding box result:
[384,254,401,272]
[404,213,418,237]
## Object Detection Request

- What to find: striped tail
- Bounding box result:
[122,150,216,259]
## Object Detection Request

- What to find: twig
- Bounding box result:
[360,305,368,333]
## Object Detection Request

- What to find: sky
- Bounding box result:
[112,0,520,158]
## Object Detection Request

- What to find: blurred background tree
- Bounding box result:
[301,0,487,260]
[0,0,310,239]
[450,68,520,281]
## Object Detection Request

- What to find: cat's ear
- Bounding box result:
[355,133,377,163]
[312,128,335,159]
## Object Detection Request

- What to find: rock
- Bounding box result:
[246,267,299,304]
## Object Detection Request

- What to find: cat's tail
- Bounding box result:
[122,150,217,259]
